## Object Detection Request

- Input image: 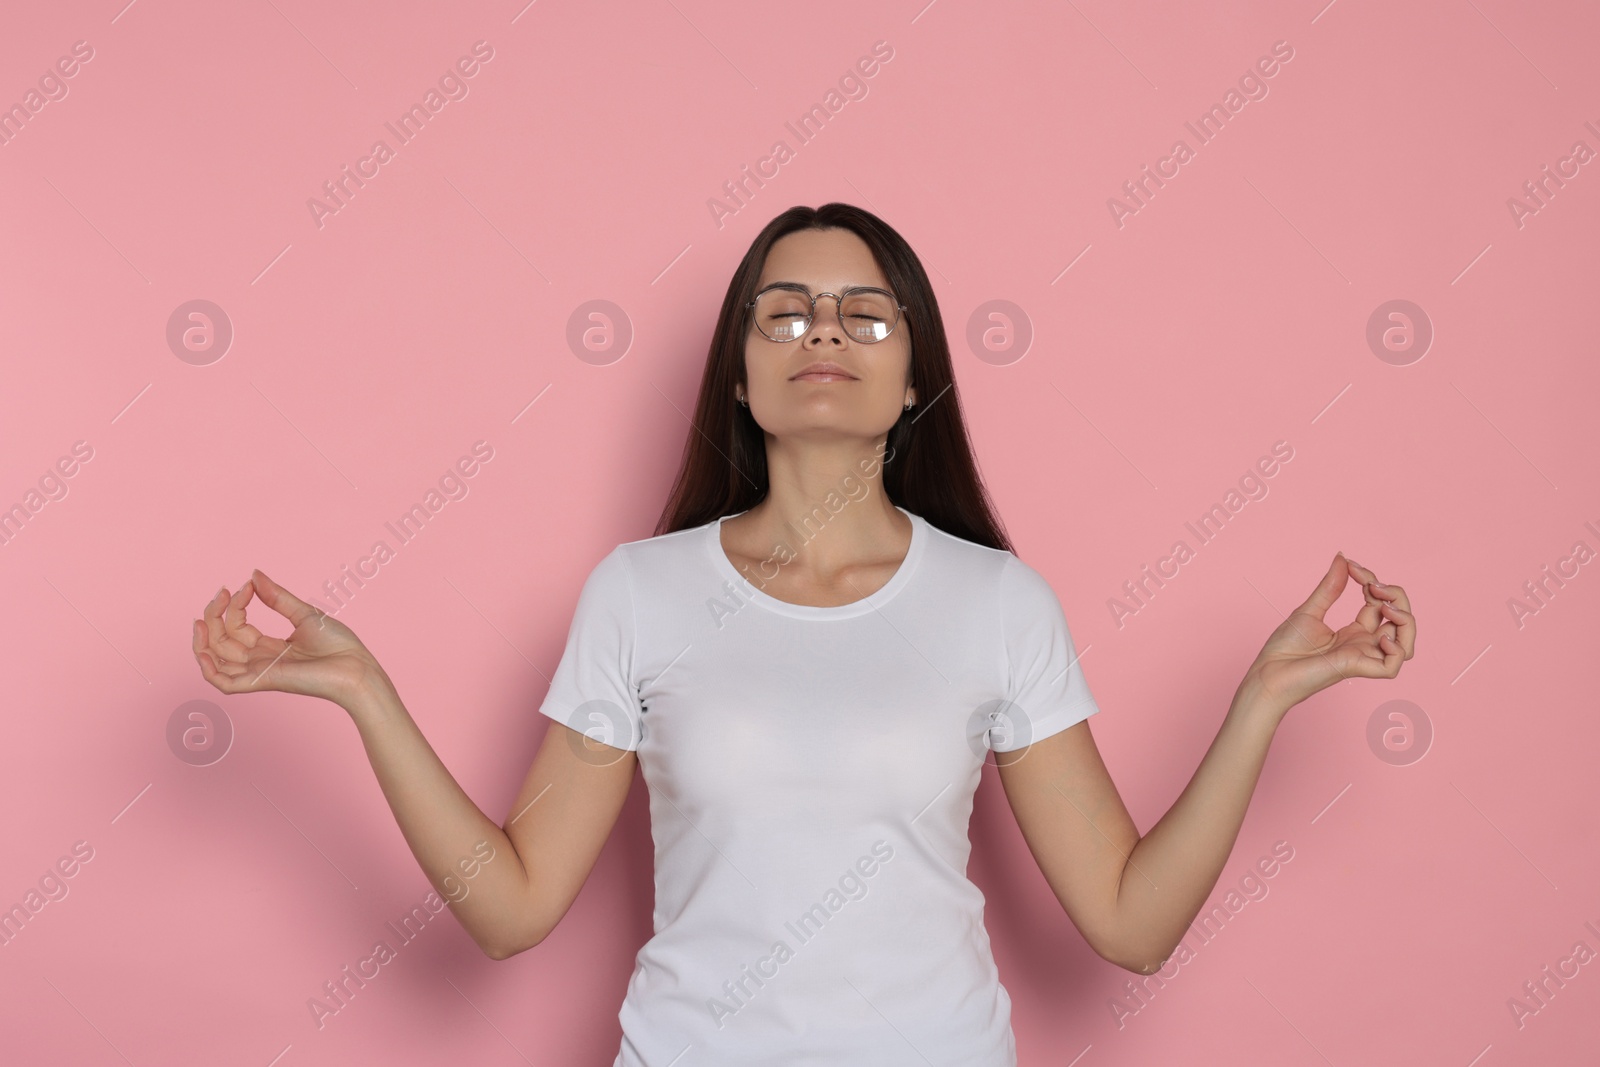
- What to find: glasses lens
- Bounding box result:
[752,288,900,342]
[840,290,898,342]
[753,288,813,341]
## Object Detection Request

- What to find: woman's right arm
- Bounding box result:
[342,674,635,958]
[193,568,635,960]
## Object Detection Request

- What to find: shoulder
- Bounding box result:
[908,513,1038,611]
[914,512,1014,576]
[608,520,709,578]
[997,550,1061,603]
[579,521,718,615]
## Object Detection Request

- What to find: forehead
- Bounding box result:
[757,227,889,290]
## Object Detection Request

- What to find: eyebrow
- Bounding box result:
[762,281,887,292]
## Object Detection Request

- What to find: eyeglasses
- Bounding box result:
[746,284,906,344]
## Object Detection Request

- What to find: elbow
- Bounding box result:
[481,923,550,961]
[482,937,531,961]
[481,884,558,960]
[1071,919,1145,974]
[482,941,519,962]
[1085,921,1176,975]
[1099,936,1178,976]
[1108,953,1171,976]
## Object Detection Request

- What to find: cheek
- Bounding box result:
[890,340,914,383]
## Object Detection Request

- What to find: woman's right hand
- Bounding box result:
[192,568,388,708]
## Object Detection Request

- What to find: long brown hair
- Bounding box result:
[653,202,1013,553]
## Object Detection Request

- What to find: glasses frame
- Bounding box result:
[745,283,907,344]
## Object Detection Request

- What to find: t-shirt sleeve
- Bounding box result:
[536,545,644,752]
[991,554,1100,752]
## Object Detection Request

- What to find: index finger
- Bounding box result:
[1373,581,1411,615]
[1379,601,1417,660]
[249,568,324,628]
[223,581,264,645]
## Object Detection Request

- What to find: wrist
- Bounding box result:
[1230,669,1292,730]
[341,661,400,723]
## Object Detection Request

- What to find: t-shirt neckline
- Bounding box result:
[704,504,927,620]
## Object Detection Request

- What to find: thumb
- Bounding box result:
[250,568,323,628]
[1291,552,1350,622]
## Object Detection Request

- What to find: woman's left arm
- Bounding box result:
[997,553,1416,973]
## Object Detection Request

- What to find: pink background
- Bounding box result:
[2,0,1597,1063]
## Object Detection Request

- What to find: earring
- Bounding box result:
[737,393,749,407]
[903,399,913,411]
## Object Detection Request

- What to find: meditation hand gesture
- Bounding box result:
[1242,553,1417,713]
[191,569,387,707]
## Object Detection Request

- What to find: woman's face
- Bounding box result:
[742,227,915,442]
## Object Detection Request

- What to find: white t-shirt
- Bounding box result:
[537,504,1100,1066]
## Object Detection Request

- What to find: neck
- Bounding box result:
[740,436,903,572]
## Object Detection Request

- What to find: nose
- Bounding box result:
[803,293,847,343]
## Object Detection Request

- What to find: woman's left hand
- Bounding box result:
[1243,552,1416,713]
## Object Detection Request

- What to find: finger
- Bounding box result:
[201,586,226,620]
[201,586,226,642]
[1350,560,1410,613]
[1293,553,1353,622]
[223,581,264,647]
[1354,594,1384,634]
[1379,601,1416,660]
[191,617,212,671]
[207,653,252,680]
[192,621,248,674]
[203,587,251,664]
[201,657,253,689]
[194,623,252,693]
[250,569,325,629]
[1341,633,1404,678]
[1344,559,1387,608]
[1372,581,1410,614]
[1378,631,1405,671]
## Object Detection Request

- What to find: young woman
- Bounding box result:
[192,203,1416,1065]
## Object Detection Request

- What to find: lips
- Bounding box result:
[790,362,857,381]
